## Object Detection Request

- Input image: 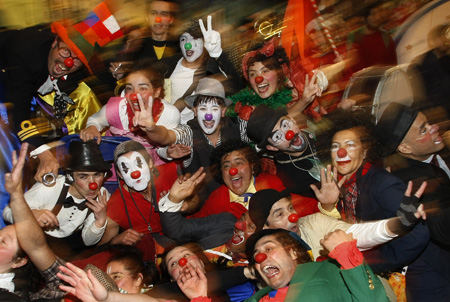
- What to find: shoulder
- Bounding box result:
[255,173,285,190]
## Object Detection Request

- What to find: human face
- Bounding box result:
[366,7,381,30]
[400,112,444,161]
[69,171,104,200]
[265,198,299,234]
[180,33,204,63]
[47,39,83,78]
[221,151,254,196]
[125,72,161,105]
[253,235,297,290]
[268,116,308,153]
[229,212,257,254]
[107,261,142,294]
[248,62,278,99]
[117,152,152,192]
[0,225,21,273]
[148,1,173,38]
[166,246,205,281]
[195,100,224,135]
[331,129,366,177]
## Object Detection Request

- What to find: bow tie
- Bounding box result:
[63,196,88,211]
[239,193,254,203]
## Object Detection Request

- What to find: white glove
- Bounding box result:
[199,15,222,58]
[314,69,328,93]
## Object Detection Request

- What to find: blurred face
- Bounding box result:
[117,151,152,192]
[195,100,225,135]
[268,116,308,153]
[229,212,257,254]
[70,171,104,200]
[253,235,297,290]
[400,112,444,161]
[248,62,278,99]
[125,71,161,105]
[366,7,381,30]
[148,1,173,37]
[166,246,205,281]
[107,261,142,294]
[331,129,366,177]
[264,198,298,234]
[47,39,83,78]
[180,33,204,63]
[221,151,254,196]
[0,225,21,273]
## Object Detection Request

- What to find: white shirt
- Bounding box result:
[169,58,195,124]
[0,272,15,293]
[423,154,450,179]
[2,176,110,246]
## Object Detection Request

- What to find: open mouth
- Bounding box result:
[263,265,279,278]
[290,224,298,233]
[186,50,194,56]
[203,120,215,129]
[435,136,443,144]
[290,134,306,150]
[257,83,269,93]
[231,231,244,245]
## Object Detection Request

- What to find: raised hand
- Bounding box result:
[301,72,320,105]
[320,229,354,253]
[177,262,208,300]
[110,228,144,245]
[398,181,427,228]
[58,262,108,302]
[133,94,156,132]
[199,15,222,58]
[168,144,192,159]
[169,167,206,203]
[5,143,28,195]
[80,126,102,144]
[86,189,109,228]
[35,150,60,184]
[310,165,346,211]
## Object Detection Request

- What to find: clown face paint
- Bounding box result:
[268,117,308,153]
[331,129,366,177]
[196,101,223,135]
[180,33,204,63]
[117,152,151,191]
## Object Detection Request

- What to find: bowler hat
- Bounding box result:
[247,105,288,149]
[185,76,233,108]
[66,140,111,171]
[249,189,291,232]
[375,102,418,155]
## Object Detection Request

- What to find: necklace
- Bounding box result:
[285,131,322,180]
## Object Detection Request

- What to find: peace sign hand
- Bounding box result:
[199,15,222,58]
[133,94,156,132]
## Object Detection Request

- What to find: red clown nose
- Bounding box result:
[285,130,295,140]
[288,213,299,223]
[178,257,187,267]
[337,148,347,158]
[229,167,238,176]
[89,182,98,190]
[155,16,162,23]
[64,57,74,68]
[129,93,138,101]
[254,76,264,84]
[131,171,141,179]
[255,253,267,263]
[235,221,246,231]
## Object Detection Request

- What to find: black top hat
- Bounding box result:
[247,105,288,149]
[249,189,291,232]
[66,140,111,172]
[375,102,418,155]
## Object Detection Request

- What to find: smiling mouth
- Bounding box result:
[203,120,215,128]
[231,231,244,245]
[263,265,279,278]
[257,83,269,93]
[290,134,306,150]
[186,50,194,56]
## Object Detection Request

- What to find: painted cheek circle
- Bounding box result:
[235,221,246,231]
[285,130,295,140]
[184,42,192,50]
[254,76,264,84]
[255,253,267,263]
[155,16,162,23]
[89,182,98,190]
[205,113,213,121]
[288,213,299,223]
[131,171,141,179]
[337,148,347,158]
[178,258,187,267]
[64,57,74,68]
[229,167,238,176]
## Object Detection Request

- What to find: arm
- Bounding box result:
[5,143,56,271]
[80,105,108,143]
[97,217,144,246]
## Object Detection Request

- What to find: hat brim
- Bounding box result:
[185,93,233,108]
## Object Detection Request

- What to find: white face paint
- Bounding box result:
[196,101,222,135]
[117,152,151,191]
[180,32,204,63]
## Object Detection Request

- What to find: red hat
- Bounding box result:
[51,1,123,74]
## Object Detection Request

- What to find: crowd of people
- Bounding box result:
[0,0,449,301]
